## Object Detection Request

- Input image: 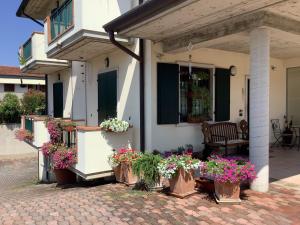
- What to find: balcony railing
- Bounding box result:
[50,0,73,41]
[23,39,32,61]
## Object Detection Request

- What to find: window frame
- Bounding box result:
[177,61,215,124]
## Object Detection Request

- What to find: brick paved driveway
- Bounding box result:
[0,157,300,225]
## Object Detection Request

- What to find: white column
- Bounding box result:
[249,28,270,192]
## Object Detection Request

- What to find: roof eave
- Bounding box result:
[103,0,189,33]
[16,0,30,17]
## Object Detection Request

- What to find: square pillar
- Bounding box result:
[249,28,270,192]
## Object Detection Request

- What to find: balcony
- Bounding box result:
[45,0,131,61]
[20,32,69,74]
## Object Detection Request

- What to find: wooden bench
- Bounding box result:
[202,121,249,155]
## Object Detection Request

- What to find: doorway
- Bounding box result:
[53,82,63,118]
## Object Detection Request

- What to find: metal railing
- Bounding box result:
[50,0,73,40]
[23,39,32,61]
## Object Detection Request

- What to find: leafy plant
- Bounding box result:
[0,93,21,123]
[21,89,45,115]
[132,153,163,189]
[100,118,129,133]
[18,52,26,65]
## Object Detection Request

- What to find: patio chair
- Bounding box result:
[270,119,294,148]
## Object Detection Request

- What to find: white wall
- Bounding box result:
[47,61,86,120]
[85,43,140,148]
[145,42,286,152]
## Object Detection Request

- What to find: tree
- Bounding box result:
[21,89,46,115]
[0,93,21,123]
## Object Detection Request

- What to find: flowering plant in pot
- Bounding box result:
[60,121,77,132]
[100,118,129,133]
[158,155,200,198]
[202,156,256,203]
[15,129,33,142]
[109,148,141,185]
[47,120,63,144]
[51,146,77,185]
[132,153,163,191]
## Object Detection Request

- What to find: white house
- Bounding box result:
[17,0,300,191]
[0,66,45,100]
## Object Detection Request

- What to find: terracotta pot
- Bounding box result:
[113,164,123,183]
[214,181,241,203]
[53,169,76,185]
[169,168,195,197]
[122,162,138,185]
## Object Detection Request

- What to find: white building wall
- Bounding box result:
[47,61,86,120]
[145,43,286,152]
[85,43,140,148]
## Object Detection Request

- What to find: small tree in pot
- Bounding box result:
[158,155,200,198]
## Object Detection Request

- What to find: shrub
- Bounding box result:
[21,89,45,115]
[52,147,77,169]
[0,93,21,123]
[132,153,163,188]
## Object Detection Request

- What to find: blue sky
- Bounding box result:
[0,1,42,67]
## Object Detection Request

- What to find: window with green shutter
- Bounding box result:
[157,63,179,124]
[98,71,117,124]
[215,68,231,122]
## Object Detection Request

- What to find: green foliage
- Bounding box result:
[132,153,163,189]
[21,89,46,115]
[18,52,26,65]
[0,93,21,123]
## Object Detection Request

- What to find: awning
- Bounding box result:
[21,78,45,85]
[0,78,21,84]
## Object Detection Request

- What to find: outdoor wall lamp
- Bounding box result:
[229,65,237,76]
[105,57,110,68]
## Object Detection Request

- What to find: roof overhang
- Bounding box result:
[16,0,55,20]
[21,60,70,74]
[47,30,129,61]
[104,0,300,58]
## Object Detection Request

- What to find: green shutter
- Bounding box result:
[157,63,179,124]
[53,82,63,118]
[98,71,117,124]
[215,68,230,122]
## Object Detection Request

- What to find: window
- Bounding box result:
[4,84,15,92]
[179,66,212,123]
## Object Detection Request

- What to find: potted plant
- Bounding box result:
[202,156,256,203]
[158,155,200,198]
[120,149,141,185]
[132,153,163,191]
[109,148,128,183]
[15,129,33,142]
[100,118,130,133]
[61,121,77,132]
[51,146,77,185]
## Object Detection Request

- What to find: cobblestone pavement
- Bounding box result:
[0,157,300,225]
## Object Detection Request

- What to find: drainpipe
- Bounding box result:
[105,1,145,152]
[22,10,44,27]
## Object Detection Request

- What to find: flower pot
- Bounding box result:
[113,164,123,183]
[214,181,241,204]
[53,169,76,185]
[169,168,196,198]
[122,162,138,185]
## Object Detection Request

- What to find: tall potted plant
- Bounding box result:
[158,155,200,198]
[202,156,256,203]
[132,153,163,191]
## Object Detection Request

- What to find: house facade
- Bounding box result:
[0,66,45,100]
[17,0,300,192]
